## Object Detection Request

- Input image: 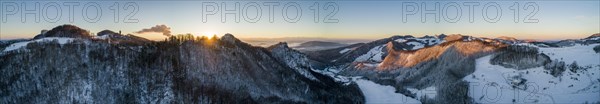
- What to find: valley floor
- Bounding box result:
[354,79,421,104]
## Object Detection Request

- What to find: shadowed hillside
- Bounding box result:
[0,25,364,103]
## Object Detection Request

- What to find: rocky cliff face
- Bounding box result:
[268,42,320,81]
[0,25,364,103]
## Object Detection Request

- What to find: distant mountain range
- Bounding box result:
[291,41,348,51]
[240,37,369,48]
[303,33,600,103]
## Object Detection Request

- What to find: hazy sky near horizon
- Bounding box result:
[0,0,598,40]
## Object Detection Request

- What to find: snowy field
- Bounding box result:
[3,37,75,52]
[464,44,600,103]
[354,45,386,62]
[316,66,423,103]
[354,79,421,104]
[539,44,600,67]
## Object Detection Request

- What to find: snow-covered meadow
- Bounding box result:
[464,44,600,103]
[3,37,75,52]
[355,79,422,104]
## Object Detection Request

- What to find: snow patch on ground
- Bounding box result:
[393,36,443,50]
[415,38,441,46]
[539,44,599,67]
[406,42,424,50]
[407,86,437,100]
[395,38,410,43]
[362,63,380,67]
[587,37,600,41]
[514,43,538,48]
[314,67,421,103]
[464,44,600,104]
[339,48,352,54]
[354,45,386,62]
[312,67,355,85]
[355,79,422,104]
[95,34,110,40]
[3,37,75,52]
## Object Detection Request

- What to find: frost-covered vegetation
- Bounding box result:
[490,45,550,70]
[594,45,600,53]
[306,33,599,103]
[2,25,598,103]
[0,25,363,103]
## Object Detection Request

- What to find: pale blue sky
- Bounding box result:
[0,0,598,40]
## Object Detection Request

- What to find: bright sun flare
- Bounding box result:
[201,32,217,37]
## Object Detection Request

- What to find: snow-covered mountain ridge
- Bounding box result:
[0,25,364,103]
[304,33,599,103]
[1,24,598,103]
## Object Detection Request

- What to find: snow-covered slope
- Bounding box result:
[311,66,424,103]
[406,86,437,101]
[539,44,599,66]
[350,35,450,66]
[355,79,421,104]
[269,42,320,81]
[307,33,599,103]
[392,35,444,50]
[339,48,352,54]
[465,44,600,103]
[354,44,386,63]
[0,25,365,103]
[3,37,75,52]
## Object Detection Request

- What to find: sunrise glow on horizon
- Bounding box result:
[0,1,598,40]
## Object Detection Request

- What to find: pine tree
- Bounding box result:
[569,61,579,73]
